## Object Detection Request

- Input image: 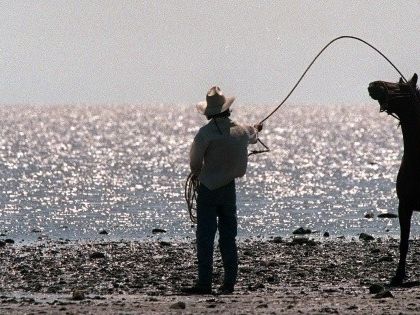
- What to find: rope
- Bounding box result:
[184,172,199,224]
[185,35,410,224]
[258,35,408,124]
[248,138,270,156]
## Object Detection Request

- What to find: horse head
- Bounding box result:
[368,73,419,119]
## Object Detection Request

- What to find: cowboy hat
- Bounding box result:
[196,86,235,116]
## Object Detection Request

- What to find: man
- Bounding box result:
[182,86,262,295]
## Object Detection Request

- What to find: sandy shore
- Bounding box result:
[1,237,420,314]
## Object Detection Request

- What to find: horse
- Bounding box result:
[368,73,420,285]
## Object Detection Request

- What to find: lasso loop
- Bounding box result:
[259,35,407,124]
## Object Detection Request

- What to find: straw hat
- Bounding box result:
[196,86,235,116]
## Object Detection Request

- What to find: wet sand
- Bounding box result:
[1,238,420,314]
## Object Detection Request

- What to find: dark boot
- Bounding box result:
[180,284,212,295]
[217,283,234,295]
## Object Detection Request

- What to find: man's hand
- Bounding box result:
[254,123,263,132]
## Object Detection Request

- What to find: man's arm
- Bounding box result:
[190,133,207,176]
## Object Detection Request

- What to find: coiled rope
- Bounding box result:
[185,35,408,223]
[184,172,199,223]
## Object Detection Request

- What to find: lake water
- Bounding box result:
[0,103,419,241]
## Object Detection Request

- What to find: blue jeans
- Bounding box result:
[196,181,238,288]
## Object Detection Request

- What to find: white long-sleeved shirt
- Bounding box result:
[190,117,258,190]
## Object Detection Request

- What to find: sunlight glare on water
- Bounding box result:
[0,103,418,241]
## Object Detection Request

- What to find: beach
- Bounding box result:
[1,105,419,314]
[1,238,420,314]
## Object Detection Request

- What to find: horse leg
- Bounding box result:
[391,204,413,285]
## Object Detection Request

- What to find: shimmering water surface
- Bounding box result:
[1,104,419,241]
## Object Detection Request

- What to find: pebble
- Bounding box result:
[364,212,374,219]
[293,227,312,235]
[99,230,109,235]
[90,252,106,259]
[72,289,85,300]
[152,228,167,234]
[323,232,330,237]
[170,301,186,309]
[359,233,375,241]
[291,238,316,246]
[377,213,398,218]
[4,239,15,244]
[272,236,283,243]
[378,256,393,262]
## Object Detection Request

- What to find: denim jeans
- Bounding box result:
[196,180,238,288]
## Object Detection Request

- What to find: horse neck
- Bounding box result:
[400,102,420,159]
